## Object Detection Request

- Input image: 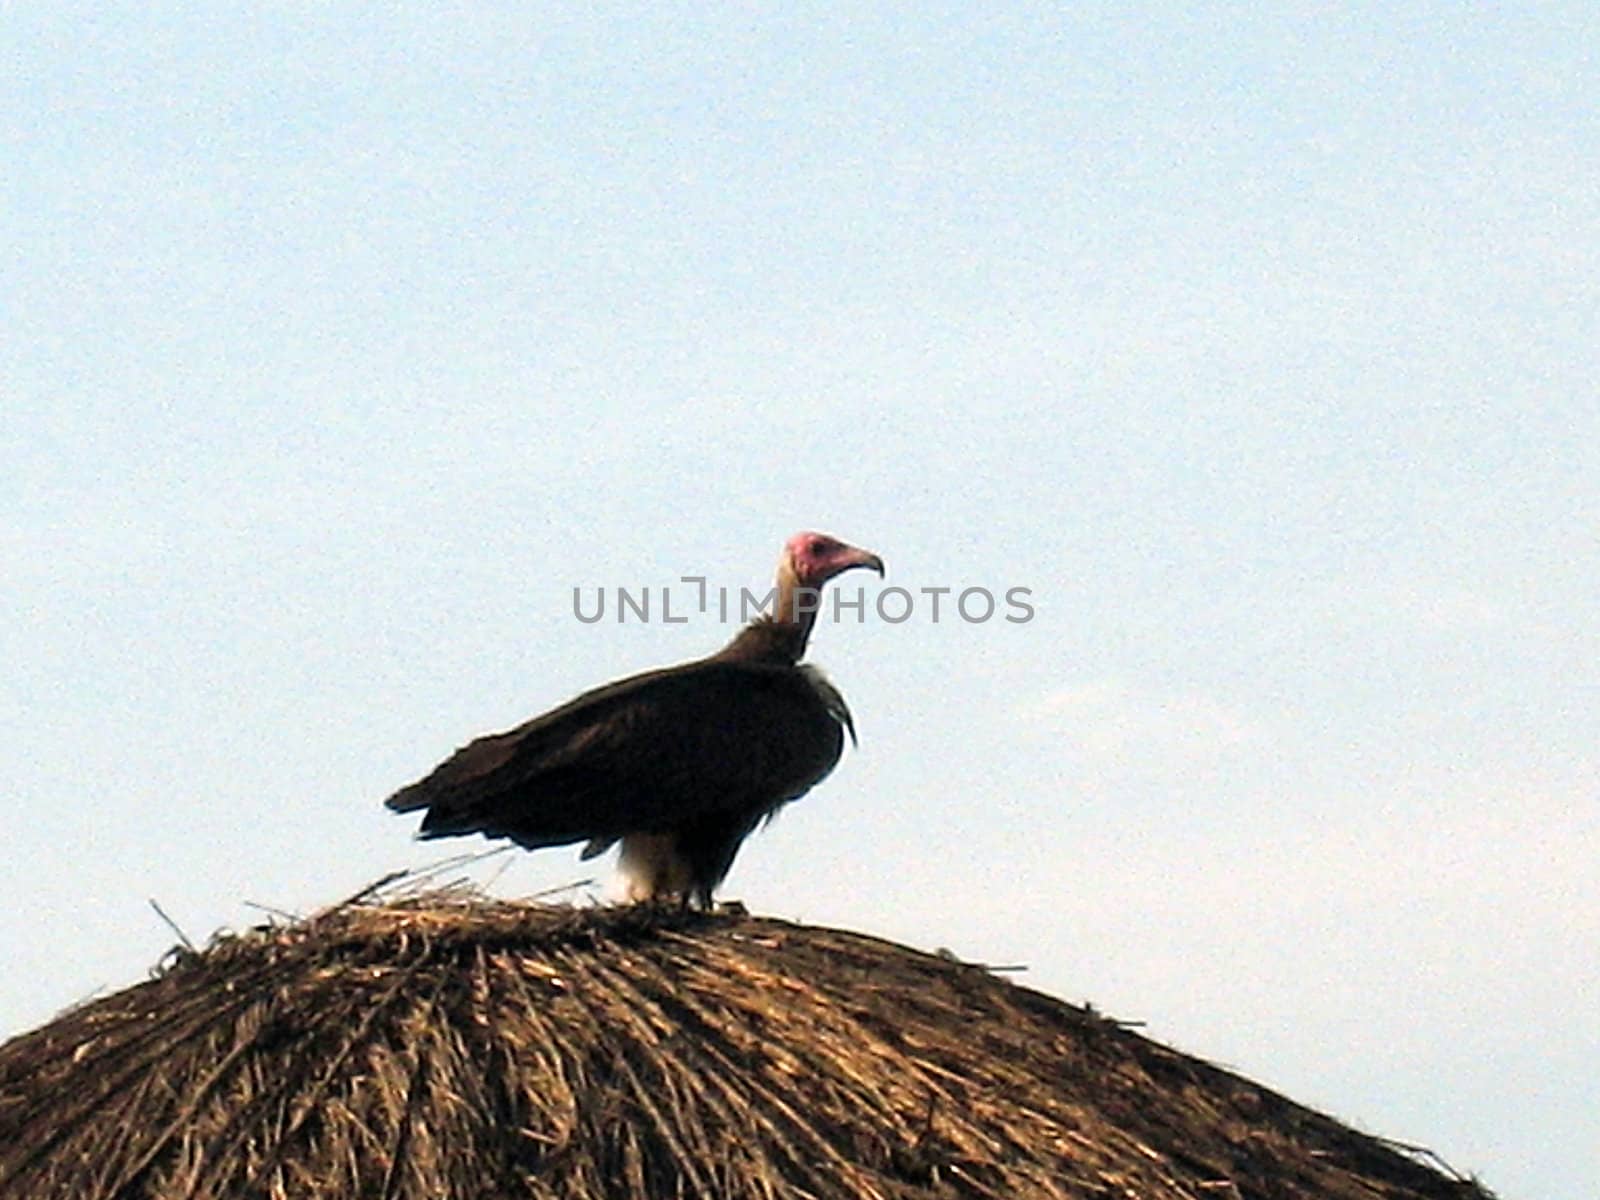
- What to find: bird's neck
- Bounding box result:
[715,618,810,664]
[714,564,817,664]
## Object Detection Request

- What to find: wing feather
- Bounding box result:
[384,660,848,849]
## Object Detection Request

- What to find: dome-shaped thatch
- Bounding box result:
[0,894,1490,1200]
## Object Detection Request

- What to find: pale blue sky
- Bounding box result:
[4,7,1596,1197]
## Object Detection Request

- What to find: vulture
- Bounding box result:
[385,532,884,907]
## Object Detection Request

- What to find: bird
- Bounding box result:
[385,532,884,907]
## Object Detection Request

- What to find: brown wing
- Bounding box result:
[384,660,848,850]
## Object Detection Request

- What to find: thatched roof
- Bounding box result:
[0,893,1491,1200]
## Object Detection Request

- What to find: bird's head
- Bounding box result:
[781,531,885,589]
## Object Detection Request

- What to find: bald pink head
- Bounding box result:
[782,531,885,589]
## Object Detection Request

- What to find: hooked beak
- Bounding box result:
[845,549,885,577]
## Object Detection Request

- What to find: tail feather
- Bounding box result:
[384,783,433,814]
[386,751,611,852]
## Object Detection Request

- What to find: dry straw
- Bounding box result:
[0,887,1491,1199]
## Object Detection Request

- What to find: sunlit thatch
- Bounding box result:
[0,891,1491,1199]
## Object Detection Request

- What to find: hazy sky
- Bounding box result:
[5,7,1596,1197]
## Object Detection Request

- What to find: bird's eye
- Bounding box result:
[809,539,827,555]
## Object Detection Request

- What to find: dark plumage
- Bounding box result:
[385,532,883,906]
